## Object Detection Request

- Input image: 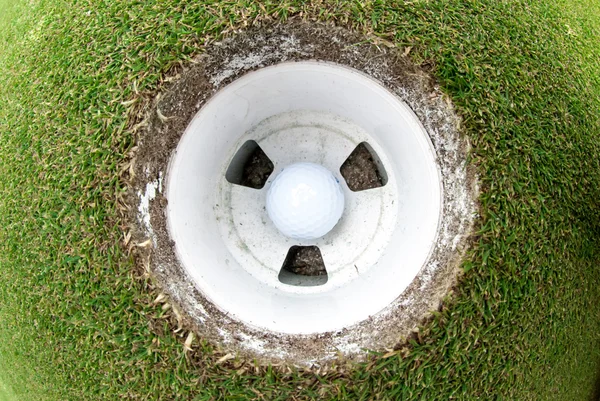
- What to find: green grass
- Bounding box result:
[1,0,600,399]
[0,370,17,401]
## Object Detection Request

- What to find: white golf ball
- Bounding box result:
[266,162,345,240]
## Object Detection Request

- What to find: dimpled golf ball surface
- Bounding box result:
[267,163,345,240]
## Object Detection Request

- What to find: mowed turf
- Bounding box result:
[1,0,599,399]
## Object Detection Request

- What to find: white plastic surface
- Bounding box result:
[220,110,399,294]
[266,163,345,240]
[166,62,441,334]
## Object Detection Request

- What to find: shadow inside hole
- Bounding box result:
[279,246,328,287]
[225,140,274,189]
[340,142,388,191]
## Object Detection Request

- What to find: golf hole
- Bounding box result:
[131,22,477,365]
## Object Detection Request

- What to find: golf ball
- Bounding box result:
[266,162,345,240]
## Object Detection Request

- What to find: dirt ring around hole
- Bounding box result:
[127,21,479,367]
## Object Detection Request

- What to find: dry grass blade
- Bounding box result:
[184,332,194,352]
